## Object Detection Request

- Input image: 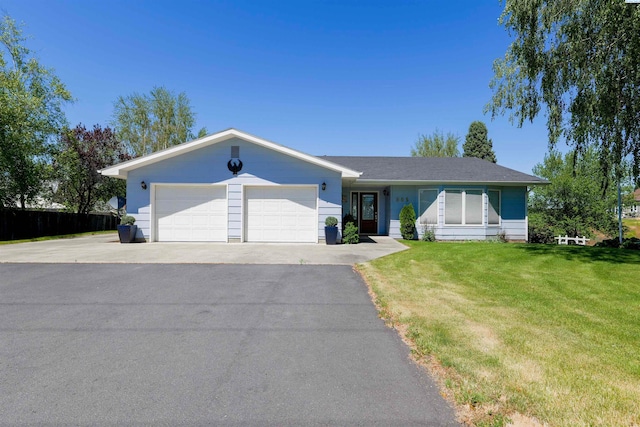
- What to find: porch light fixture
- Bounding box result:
[383,188,389,196]
[321,182,326,191]
[140,181,147,190]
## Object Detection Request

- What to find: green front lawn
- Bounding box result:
[623,218,640,238]
[358,242,640,426]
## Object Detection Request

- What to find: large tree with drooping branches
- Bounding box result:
[487,0,640,184]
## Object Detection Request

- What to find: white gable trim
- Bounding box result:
[99,128,361,179]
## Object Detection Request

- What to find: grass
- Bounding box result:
[623,218,640,238]
[358,242,640,426]
[0,230,116,245]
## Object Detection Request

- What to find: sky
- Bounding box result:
[1,0,558,174]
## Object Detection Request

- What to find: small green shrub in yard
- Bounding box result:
[421,225,436,242]
[342,222,359,244]
[527,212,554,243]
[343,213,355,230]
[596,237,640,250]
[622,237,640,250]
[399,204,416,240]
[488,231,508,243]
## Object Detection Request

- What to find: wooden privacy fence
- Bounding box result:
[0,210,117,241]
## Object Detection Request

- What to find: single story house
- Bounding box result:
[100,128,547,243]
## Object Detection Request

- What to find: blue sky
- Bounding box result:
[2,0,555,174]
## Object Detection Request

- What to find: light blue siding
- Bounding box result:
[126,137,342,241]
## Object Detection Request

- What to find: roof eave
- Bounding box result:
[350,179,549,186]
[99,128,361,178]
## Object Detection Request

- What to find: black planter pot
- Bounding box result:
[325,226,338,245]
[117,225,138,243]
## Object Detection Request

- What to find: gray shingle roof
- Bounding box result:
[320,156,547,184]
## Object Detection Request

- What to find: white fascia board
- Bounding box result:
[99,128,361,179]
[352,179,549,186]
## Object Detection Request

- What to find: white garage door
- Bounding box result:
[245,186,317,243]
[154,185,227,242]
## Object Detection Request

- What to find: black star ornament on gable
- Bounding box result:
[227,158,243,175]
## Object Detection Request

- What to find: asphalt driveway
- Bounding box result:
[0,263,458,426]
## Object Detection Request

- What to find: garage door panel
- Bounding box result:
[154,185,227,242]
[245,186,317,243]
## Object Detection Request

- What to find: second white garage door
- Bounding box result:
[244,186,317,243]
[154,185,227,242]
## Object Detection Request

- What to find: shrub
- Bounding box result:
[421,225,436,242]
[622,237,640,250]
[598,237,640,250]
[325,216,338,227]
[343,213,356,231]
[120,215,136,225]
[399,204,416,240]
[528,212,554,243]
[596,238,620,248]
[342,222,359,244]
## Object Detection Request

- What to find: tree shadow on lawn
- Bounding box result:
[517,243,640,264]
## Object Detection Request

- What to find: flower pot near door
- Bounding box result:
[117,215,137,243]
[324,216,339,245]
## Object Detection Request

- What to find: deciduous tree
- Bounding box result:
[112,86,206,157]
[411,130,460,157]
[463,121,496,163]
[487,0,640,183]
[0,15,72,209]
[54,124,130,214]
[529,147,621,240]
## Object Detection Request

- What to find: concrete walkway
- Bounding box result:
[0,233,408,264]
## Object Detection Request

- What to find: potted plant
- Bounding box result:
[324,216,339,245]
[117,215,137,243]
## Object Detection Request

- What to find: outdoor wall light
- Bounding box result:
[383,188,389,196]
[321,182,326,191]
[141,181,147,190]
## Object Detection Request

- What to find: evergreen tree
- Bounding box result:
[462,121,497,163]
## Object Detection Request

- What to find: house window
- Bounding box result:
[351,193,358,220]
[488,190,501,225]
[444,189,483,225]
[445,190,463,224]
[465,190,483,225]
[419,189,438,225]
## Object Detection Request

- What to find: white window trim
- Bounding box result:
[487,189,502,226]
[443,188,485,227]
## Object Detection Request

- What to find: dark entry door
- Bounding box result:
[359,193,378,234]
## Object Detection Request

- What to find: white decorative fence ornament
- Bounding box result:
[554,235,590,246]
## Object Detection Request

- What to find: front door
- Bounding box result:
[359,192,378,234]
